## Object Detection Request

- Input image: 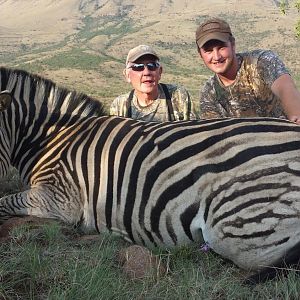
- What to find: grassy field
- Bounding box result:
[0,2,300,299]
[1,3,299,113]
[0,179,300,299]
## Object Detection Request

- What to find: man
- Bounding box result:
[195,18,300,124]
[110,44,196,122]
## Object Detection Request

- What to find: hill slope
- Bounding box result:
[0,0,299,110]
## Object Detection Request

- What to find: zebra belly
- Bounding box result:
[207,216,300,270]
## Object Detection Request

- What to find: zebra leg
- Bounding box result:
[0,185,83,225]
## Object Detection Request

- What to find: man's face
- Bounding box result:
[199,39,236,77]
[124,55,162,95]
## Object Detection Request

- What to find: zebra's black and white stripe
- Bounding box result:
[0,67,300,282]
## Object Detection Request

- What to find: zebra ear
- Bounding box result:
[0,90,12,111]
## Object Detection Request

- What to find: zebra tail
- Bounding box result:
[243,241,300,285]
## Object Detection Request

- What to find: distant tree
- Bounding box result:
[280,0,300,38]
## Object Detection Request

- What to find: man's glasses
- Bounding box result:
[128,62,160,72]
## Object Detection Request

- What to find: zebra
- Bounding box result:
[0,67,300,283]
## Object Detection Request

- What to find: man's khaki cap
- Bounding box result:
[126,45,159,65]
[196,18,232,48]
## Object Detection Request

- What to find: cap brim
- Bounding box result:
[197,32,230,48]
[127,52,159,64]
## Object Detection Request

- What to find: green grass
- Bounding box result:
[43,49,108,70]
[75,15,150,50]
[0,217,300,299]
[0,171,299,299]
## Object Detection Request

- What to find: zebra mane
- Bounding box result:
[0,66,107,118]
